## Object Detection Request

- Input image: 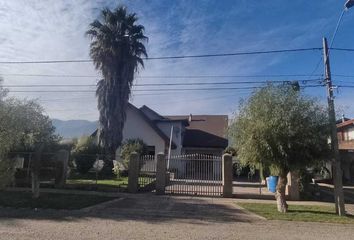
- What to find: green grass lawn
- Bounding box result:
[66,177,128,187]
[238,203,354,224]
[65,172,155,192]
[0,191,115,210]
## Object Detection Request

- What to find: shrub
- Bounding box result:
[119,138,147,169]
[72,136,101,174]
[0,157,15,189]
[112,161,121,179]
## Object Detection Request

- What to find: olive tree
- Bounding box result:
[0,90,59,192]
[229,84,330,212]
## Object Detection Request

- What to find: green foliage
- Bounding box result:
[224,146,237,156]
[238,203,354,224]
[233,161,243,177]
[0,159,15,189]
[298,169,314,199]
[112,163,121,179]
[0,83,59,189]
[120,138,147,169]
[72,136,101,174]
[229,84,330,176]
[4,99,60,152]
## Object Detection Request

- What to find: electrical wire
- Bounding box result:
[331,47,354,52]
[7,84,324,93]
[1,78,322,88]
[0,47,322,64]
[307,9,346,82]
[0,73,323,78]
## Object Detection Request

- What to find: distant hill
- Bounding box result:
[52,119,98,139]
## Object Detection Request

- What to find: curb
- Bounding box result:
[234,203,267,221]
[80,197,125,213]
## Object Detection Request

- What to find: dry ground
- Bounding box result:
[0,194,354,240]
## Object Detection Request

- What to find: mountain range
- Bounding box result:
[52,119,98,139]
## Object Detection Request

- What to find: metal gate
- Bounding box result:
[165,154,222,196]
[138,155,157,192]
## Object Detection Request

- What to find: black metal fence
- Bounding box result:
[138,155,156,192]
[9,152,58,187]
[165,154,222,196]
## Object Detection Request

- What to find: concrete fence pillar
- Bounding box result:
[156,153,166,195]
[54,149,69,188]
[128,152,139,193]
[31,144,44,199]
[222,154,233,198]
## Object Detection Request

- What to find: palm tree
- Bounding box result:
[86,6,147,172]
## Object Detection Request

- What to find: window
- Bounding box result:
[344,128,354,141]
[146,146,155,156]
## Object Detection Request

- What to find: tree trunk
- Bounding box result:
[101,152,114,176]
[275,172,288,213]
[31,144,43,199]
[31,171,40,199]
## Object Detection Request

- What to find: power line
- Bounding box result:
[7,87,259,93]
[0,73,323,78]
[329,11,346,49]
[1,73,100,78]
[144,48,322,59]
[333,74,354,78]
[2,78,322,88]
[306,9,346,83]
[47,93,242,111]
[307,58,323,81]
[0,47,322,64]
[331,47,354,52]
[36,92,246,102]
[7,84,324,93]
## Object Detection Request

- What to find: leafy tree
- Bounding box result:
[119,138,147,169]
[0,94,59,189]
[86,6,148,173]
[0,78,8,100]
[229,84,330,212]
[72,136,101,174]
[6,99,59,151]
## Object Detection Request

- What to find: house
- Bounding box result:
[95,103,229,158]
[127,104,228,156]
[337,117,354,182]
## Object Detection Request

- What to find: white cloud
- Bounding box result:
[0,0,352,120]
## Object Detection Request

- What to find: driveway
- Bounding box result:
[0,194,354,240]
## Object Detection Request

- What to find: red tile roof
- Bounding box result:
[166,115,228,148]
[337,119,354,129]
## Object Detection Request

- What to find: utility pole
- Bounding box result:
[323,37,345,216]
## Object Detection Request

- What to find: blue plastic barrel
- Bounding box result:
[267,176,278,193]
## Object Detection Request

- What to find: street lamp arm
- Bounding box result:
[345,0,354,9]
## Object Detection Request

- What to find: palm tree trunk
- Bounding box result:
[275,172,288,213]
[101,148,114,176]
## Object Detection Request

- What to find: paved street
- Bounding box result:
[0,194,354,240]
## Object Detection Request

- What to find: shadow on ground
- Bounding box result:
[0,194,260,225]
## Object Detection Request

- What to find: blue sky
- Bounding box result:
[0,0,354,120]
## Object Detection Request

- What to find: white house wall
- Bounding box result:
[120,107,166,158]
[345,127,354,140]
[156,121,184,155]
